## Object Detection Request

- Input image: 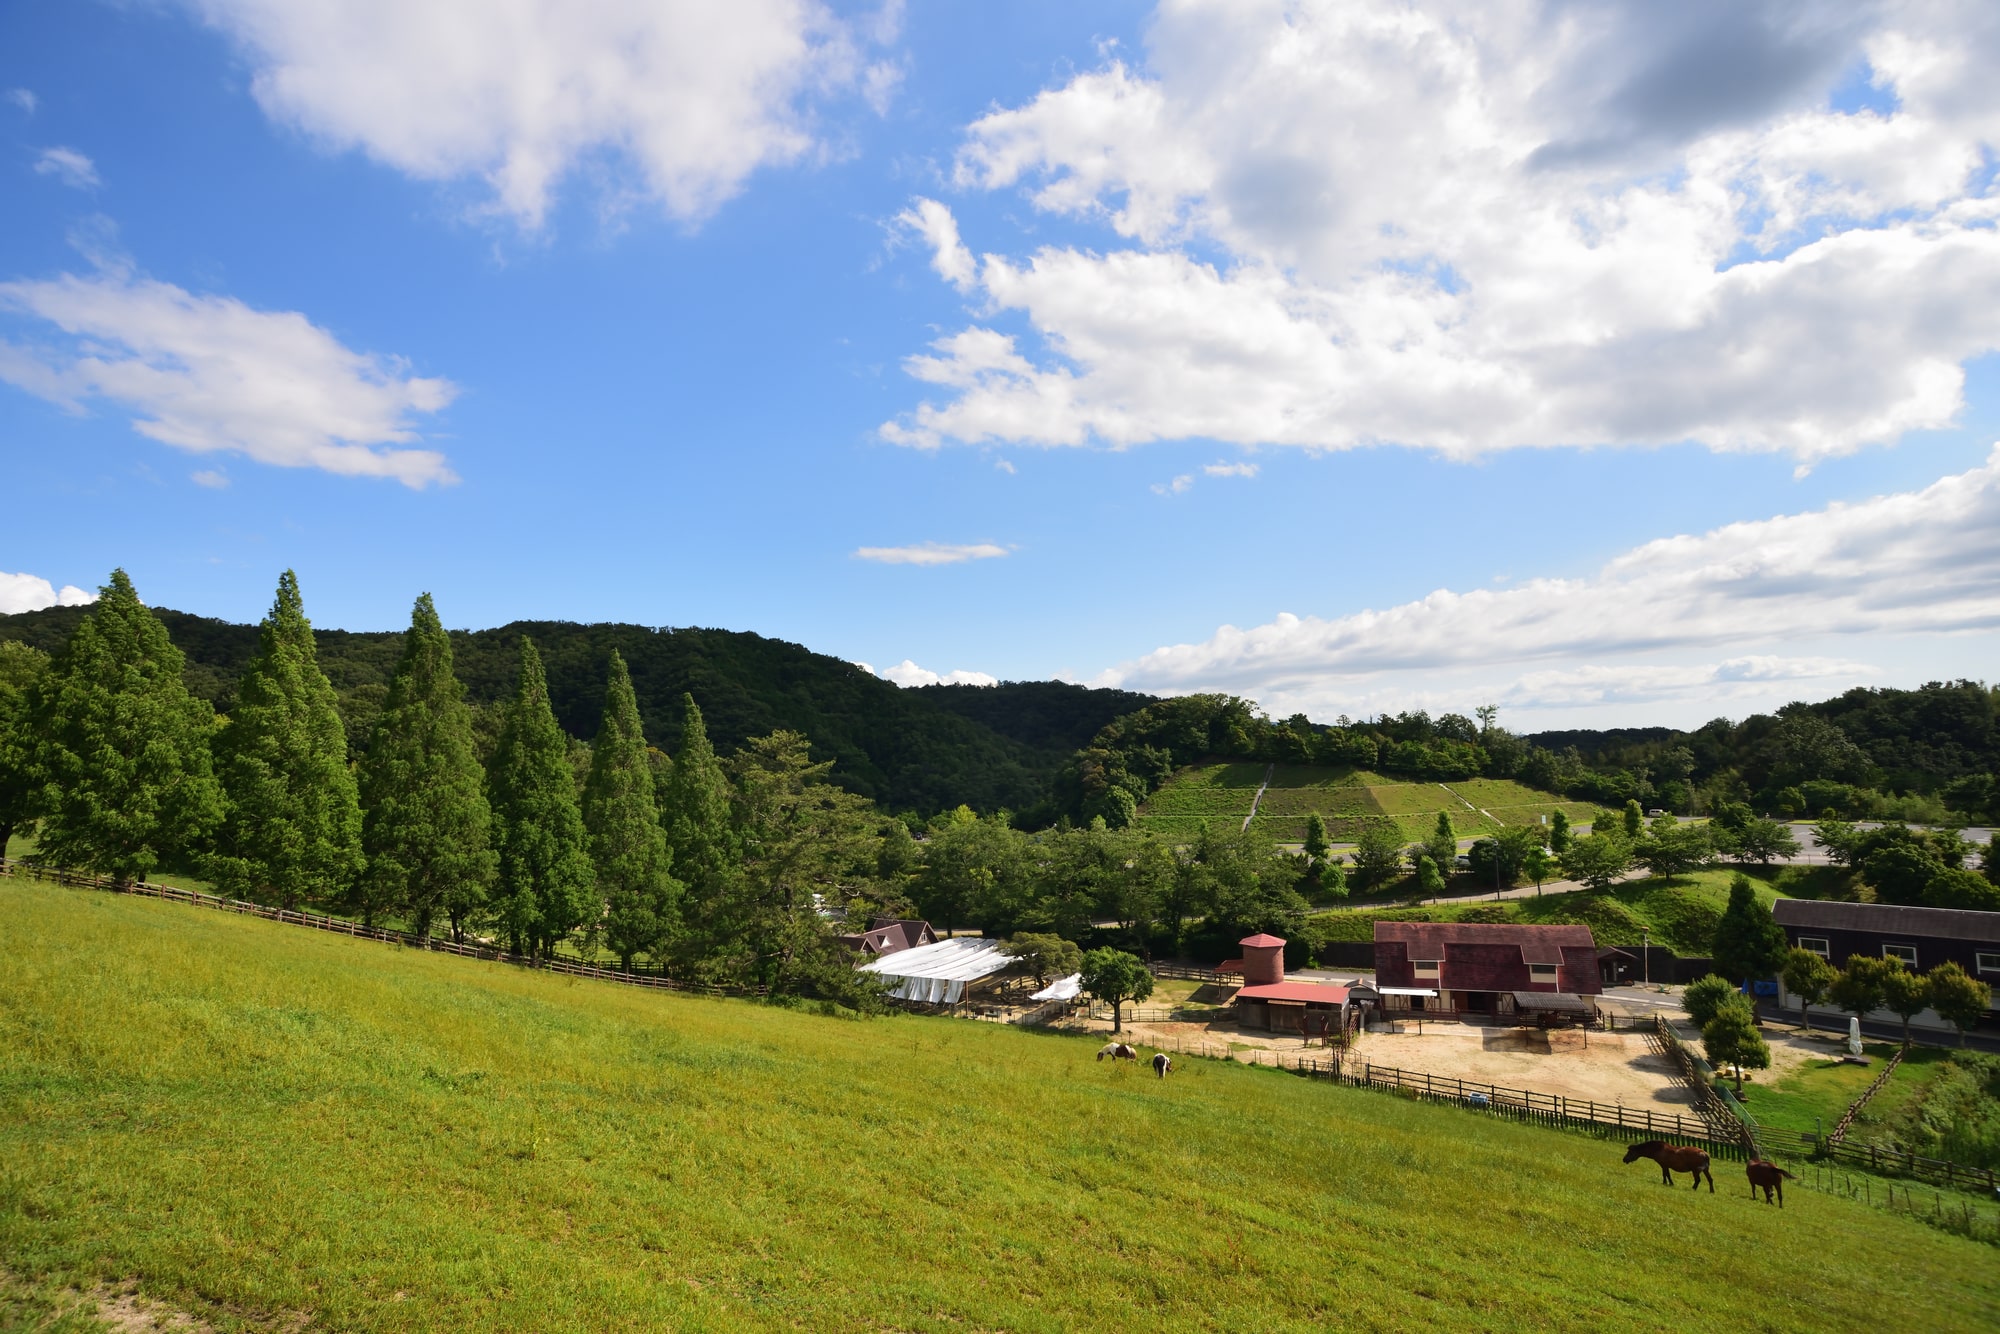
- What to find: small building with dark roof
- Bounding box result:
[1373,922,1602,1018]
[1773,900,1999,1025]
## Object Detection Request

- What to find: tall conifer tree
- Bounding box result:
[29,569,222,881]
[584,652,680,969]
[486,638,595,958]
[358,594,495,938]
[660,692,737,899]
[208,571,363,908]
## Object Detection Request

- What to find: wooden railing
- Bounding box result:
[0,857,767,999]
[1651,1013,1761,1154]
[1828,1045,1905,1147]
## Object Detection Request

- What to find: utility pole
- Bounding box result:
[1642,928,1650,989]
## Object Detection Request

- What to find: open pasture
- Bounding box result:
[2,881,1995,1332]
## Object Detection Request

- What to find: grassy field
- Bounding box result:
[2,882,1996,1332]
[1309,869,1788,957]
[1738,1041,1953,1137]
[1134,765,1587,844]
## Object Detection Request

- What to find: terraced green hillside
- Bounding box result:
[2,880,1993,1332]
[1306,869,1787,956]
[1136,764,1595,842]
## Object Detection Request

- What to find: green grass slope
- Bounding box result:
[2,883,1993,1333]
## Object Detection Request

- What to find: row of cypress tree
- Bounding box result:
[0,569,832,982]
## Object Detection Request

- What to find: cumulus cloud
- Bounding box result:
[33,147,99,189]
[852,541,1009,566]
[868,658,1000,688]
[887,0,2000,462]
[0,571,96,615]
[0,261,458,486]
[189,0,892,228]
[1093,446,2000,716]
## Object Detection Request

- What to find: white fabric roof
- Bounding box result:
[859,937,1013,1004]
[1029,973,1081,1002]
[1378,986,1439,996]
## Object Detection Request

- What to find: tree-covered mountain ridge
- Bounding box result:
[0,603,1155,818]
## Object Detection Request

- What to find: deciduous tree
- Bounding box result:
[1877,960,1931,1048]
[1682,974,1739,1029]
[1002,933,1081,988]
[207,571,362,909]
[1079,947,1154,1033]
[0,640,51,857]
[1923,962,1992,1046]
[1828,954,1890,1028]
[357,594,495,938]
[1779,948,1836,1028]
[486,638,595,957]
[1560,832,1630,891]
[1702,997,1770,1094]
[28,570,222,882]
[659,692,737,905]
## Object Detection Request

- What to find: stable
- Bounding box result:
[1228,933,1352,1035]
[1373,922,1602,1018]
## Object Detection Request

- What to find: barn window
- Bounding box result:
[1882,944,1918,967]
[1412,961,1441,980]
[1798,937,1829,958]
[1528,964,1558,981]
[1976,952,2000,976]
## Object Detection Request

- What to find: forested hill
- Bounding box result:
[0,606,1152,818]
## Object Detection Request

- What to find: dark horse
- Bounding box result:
[1623,1140,1714,1192]
[1746,1159,1795,1207]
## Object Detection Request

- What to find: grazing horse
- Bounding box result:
[1623,1140,1714,1192]
[1746,1159,1794,1207]
[1097,1042,1137,1062]
[1153,1052,1173,1079]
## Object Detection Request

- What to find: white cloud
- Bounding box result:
[1094,446,2000,718]
[888,1,2000,463]
[1203,460,1256,478]
[33,147,99,190]
[852,541,1009,566]
[190,469,229,488]
[870,658,1000,688]
[894,196,976,291]
[0,571,96,615]
[6,89,35,115]
[190,0,890,229]
[994,457,1016,474]
[0,263,458,486]
[1150,473,1193,495]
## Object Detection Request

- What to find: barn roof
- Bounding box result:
[1238,982,1349,1005]
[1772,899,2000,943]
[1374,922,1597,959]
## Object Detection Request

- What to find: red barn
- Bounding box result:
[1372,922,1602,1018]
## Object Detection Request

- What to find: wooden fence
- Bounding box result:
[1650,1013,1761,1153]
[1146,962,1232,983]
[0,857,767,1000]
[1828,1045,1905,1147]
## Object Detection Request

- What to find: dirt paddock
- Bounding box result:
[1349,1025,1696,1107]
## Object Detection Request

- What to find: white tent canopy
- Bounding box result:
[1029,973,1081,1002]
[859,937,1012,1004]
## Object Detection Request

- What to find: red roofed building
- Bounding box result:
[1373,922,1602,1017]
[837,918,938,958]
[1228,933,1353,1036]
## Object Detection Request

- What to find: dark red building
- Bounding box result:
[837,918,937,957]
[1373,922,1603,1016]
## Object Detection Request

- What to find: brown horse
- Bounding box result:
[1097,1042,1137,1062]
[1623,1140,1714,1192]
[1746,1159,1794,1207]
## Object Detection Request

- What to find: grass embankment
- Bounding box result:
[1740,1041,1952,1136]
[1309,869,1787,958]
[2,883,1995,1332]
[1135,765,1593,843]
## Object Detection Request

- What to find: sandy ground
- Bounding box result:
[1346,1025,1695,1107]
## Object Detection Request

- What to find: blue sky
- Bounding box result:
[5,0,2000,729]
